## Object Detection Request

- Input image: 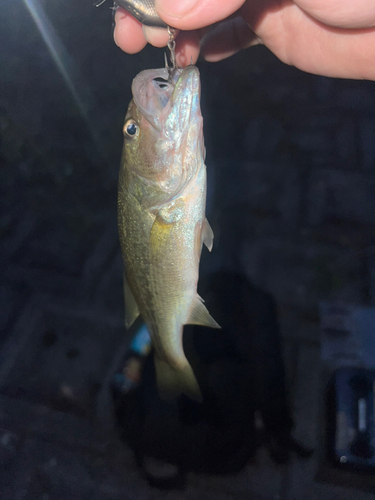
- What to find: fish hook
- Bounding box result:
[165,26,177,80]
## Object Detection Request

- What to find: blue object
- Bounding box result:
[130,323,151,356]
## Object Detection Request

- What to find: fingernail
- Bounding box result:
[156,0,199,18]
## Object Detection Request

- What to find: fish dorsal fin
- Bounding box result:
[123,272,140,329]
[186,295,220,329]
[202,218,214,252]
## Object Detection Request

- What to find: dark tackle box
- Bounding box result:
[326,367,375,471]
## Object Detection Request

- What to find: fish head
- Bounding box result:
[122,66,204,201]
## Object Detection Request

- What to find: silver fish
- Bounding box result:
[115,0,167,28]
[118,66,219,401]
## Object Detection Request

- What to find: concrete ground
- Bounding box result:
[1,212,374,500]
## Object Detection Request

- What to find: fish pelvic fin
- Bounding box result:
[154,355,202,403]
[187,295,221,329]
[123,272,140,329]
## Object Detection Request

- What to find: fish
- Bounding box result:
[117,65,220,401]
[115,0,167,28]
[96,0,167,28]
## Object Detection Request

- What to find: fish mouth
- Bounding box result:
[132,66,201,133]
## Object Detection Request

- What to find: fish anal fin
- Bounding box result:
[187,295,220,329]
[202,218,214,252]
[123,272,140,329]
[154,355,202,402]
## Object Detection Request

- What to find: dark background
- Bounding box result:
[1,0,375,498]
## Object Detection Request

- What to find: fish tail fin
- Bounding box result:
[154,355,202,403]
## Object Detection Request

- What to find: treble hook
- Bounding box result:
[165,26,177,80]
[167,26,176,69]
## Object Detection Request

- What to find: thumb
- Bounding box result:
[155,0,246,30]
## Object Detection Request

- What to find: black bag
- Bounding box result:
[112,271,310,489]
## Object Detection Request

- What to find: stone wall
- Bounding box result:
[199,49,375,335]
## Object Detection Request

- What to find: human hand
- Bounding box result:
[114,0,375,80]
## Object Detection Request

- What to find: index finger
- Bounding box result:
[114,7,147,53]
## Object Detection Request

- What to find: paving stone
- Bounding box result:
[0,395,108,455]
[278,307,320,343]
[292,108,342,136]
[287,458,375,500]
[336,85,375,113]
[0,211,36,260]
[0,428,21,498]
[314,76,335,102]
[368,252,375,306]
[10,437,101,500]
[0,396,284,500]
[335,117,358,167]
[244,450,287,500]
[241,239,364,312]
[0,284,29,347]
[93,251,124,320]
[0,304,127,417]
[291,130,333,153]
[190,452,286,500]
[0,295,44,388]
[308,169,375,226]
[208,210,292,281]
[281,338,300,400]
[284,343,322,500]
[359,116,375,170]
[0,401,275,500]
[81,218,119,301]
[15,217,102,277]
[2,265,81,298]
[217,161,301,228]
[315,461,375,496]
[243,115,285,161]
[302,221,375,251]
[290,343,322,449]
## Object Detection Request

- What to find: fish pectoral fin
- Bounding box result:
[154,355,202,402]
[156,197,185,224]
[187,295,221,329]
[123,272,140,329]
[202,218,214,252]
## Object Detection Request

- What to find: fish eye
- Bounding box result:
[123,119,139,139]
